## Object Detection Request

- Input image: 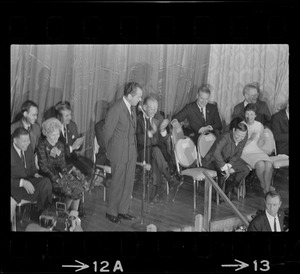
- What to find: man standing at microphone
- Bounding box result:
[104,82,143,223]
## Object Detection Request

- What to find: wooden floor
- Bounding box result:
[80,167,289,232]
[15,168,289,232]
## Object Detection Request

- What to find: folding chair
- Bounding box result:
[172,136,217,210]
[92,136,111,201]
[11,197,17,231]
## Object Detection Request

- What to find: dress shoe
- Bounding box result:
[118,213,136,220]
[106,213,121,223]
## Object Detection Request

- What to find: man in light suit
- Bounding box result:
[232,82,272,128]
[11,127,52,213]
[104,82,143,223]
[11,100,41,153]
[173,86,222,145]
[136,96,179,203]
[248,191,285,232]
[271,102,289,155]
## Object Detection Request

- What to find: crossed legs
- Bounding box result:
[255,160,274,193]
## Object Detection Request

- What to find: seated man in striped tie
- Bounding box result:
[247,191,285,232]
[11,127,52,216]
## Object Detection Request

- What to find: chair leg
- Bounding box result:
[271,168,278,186]
[193,180,197,210]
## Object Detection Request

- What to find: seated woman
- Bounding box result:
[241,104,274,194]
[37,118,84,211]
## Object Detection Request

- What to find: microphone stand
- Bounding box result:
[132,113,149,231]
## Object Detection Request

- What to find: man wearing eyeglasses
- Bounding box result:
[232,83,272,128]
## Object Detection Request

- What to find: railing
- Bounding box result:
[202,171,249,231]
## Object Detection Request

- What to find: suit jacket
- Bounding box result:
[11,120,41,152]
[173,101,222,138]
[104,98,137,164]
[271,109,289,155]
[94,119,109,165]
[204,131,248,169]
[11,142,38,202]
[59,120,81,159]
[232,99,272,127]
[136,112,170,161]
[247,210,285,232]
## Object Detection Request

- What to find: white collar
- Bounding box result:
[21,119,31,130]
[265,210,280,231]
[244,100,249,107]
[123,96,132,114]
[286,109,289,120]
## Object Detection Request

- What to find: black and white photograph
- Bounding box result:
[10,44,289,232]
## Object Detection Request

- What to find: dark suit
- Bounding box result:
[11,120,41,152]
[203,131,250,187]
[11,143,52,211]
[59,120,93,179]
[173,101,222,144]
[232,99,272,128]
[247,210,285,232]
[94,119,109,166]
[104,98,137,216]
[271,109,289,155]
[136,112,173,188]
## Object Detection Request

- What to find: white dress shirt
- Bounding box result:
[266,210,281,232]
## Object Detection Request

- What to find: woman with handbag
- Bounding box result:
[37,118,86,211]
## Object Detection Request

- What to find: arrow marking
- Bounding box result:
[222,259,249,271]
[62,260,89,272]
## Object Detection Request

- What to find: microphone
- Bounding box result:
[138,103,147,117]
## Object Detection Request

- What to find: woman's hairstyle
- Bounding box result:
[244,103,257,114]
[42,118,62,137]
[39,210,58,229]
[124,82,142,97]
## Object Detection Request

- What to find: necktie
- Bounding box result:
[21,151,26,169]
[200,107,205,121]
[27,125,36,150]
[274,217,277,232]
[64,125,68,144]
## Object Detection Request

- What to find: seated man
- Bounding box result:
[247,191,285,232]
[55,101,94,181]
[137,96,179,203]
[11,127,52,214]
[232,82,272,128]
[271,102,289,155]
[203,122,250,199]
[11,100,41,153]
[172,86,222,145]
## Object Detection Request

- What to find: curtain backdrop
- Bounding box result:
[11,44,210,158]
[207,44,289,127]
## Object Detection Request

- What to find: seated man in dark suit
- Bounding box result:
[248,191,285,232]
[11,127,52,214]
[11,100,41,153]
[172,86,222,145]
[232,82,272,128]
[271,102,289,155]
[55,101,94,181]
[203,122,250,199]
[137,96,179,203]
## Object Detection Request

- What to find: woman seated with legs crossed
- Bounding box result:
[37,118,84,211]
[241,104,274,194]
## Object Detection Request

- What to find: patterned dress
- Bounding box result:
[37,138,85,199]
